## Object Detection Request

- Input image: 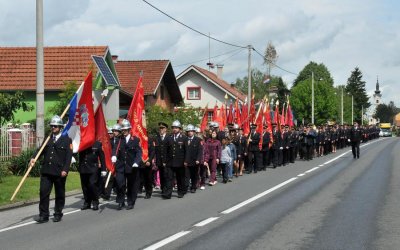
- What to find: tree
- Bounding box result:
[233,68,289,102]
[264,41,278,76]
[290,79,338,125]
[293,61,334,88]
[345,67,370,123]
[373,101,399,123]
[48,81,78,116]
[0,91,33,126]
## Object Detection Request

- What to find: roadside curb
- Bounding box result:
[0,190,82,212]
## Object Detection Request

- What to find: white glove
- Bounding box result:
[101,171,107,177]
[71,156,76,164]
[111,156,117,163]
[347,139,350,142]
[132,163,139,168]
[279,147,283,150]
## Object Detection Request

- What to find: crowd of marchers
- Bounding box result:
[31,115,379,223]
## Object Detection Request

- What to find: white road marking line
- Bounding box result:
[319,164,324,167]
[297,173,305,177]
[305,167,319,173]
[221,177,298,214]
[0,201,112,233]
[143,231,192,250]
[193,217,219,227]
[323,151,349,165]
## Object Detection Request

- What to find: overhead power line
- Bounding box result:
[142,0,247,49]
[175,48,245,67]
[253,48,298,76]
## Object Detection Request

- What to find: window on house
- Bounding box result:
[160,85,165,100]
[207,111,213,121]
[187,87,201,100]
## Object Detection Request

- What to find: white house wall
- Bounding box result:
[178,70,237,108]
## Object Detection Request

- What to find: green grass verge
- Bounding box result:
[0,172,81,207]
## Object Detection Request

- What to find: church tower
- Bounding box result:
[373,76,382,105]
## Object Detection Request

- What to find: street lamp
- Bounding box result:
[341,86,344,125]
[312,71,314,124]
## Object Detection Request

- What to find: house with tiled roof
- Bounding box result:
[176,65,246,110]
[0,46,122,122]
[114,58,183,111]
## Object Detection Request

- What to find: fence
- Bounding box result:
[0,124,36,161]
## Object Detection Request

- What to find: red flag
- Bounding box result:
[212,103,219,122]
[95,103,114,174]
[227,102,233,124]
[255,102,264,149]
[220,103,226,130]
[263,102,273,147]
[249,94,256,123]
[127,74,148,161]
[234,98,241,125]
[280,103,286,126]
[241,102,250,135]
[200,104,209,132]
[286,103,294,128]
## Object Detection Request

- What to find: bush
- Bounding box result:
[0,161,12,182]
[9,148,41,177]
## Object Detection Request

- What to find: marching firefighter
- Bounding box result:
[184,124,203,193]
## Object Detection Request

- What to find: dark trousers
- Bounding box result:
[272,148,283,167]
[164,166,186,198]
[221,162,229,182]
[39,174,66,218]
[115,169,140,206]
[289,147,295,163]
[282,148,289,165]
[139,167,153,196]
[188,165,200,190]
[248,150,261,172]
[199,164,208,186]
[351,141,360,158]
[304,145,313,160]
[158,166,167,194]
[261,150,269,169]
[80,172,99,204]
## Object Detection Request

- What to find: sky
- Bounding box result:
[1,0,399,111]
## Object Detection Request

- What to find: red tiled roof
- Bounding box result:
[115,60,169,95]
[190,65,247,101]
[0,46,108,91]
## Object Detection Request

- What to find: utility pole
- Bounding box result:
[361,105,364,125]
[247,45,252,116]
[311,71,314,124]
[341,86,344,125]
[36,0,45,146]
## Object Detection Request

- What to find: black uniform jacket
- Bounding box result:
[282,131,291,148]
[78,141,106,174]
[154,133,168,167]
[166,133,187,168]
[350,127,363,142]
[114,135,142,173]
[261,132,271,151]
[248,131,261,152]
[184,136,203,166]
[39,134,72,176]
[271,130,282,149]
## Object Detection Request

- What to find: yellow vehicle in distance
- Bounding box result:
[379,123,392,137]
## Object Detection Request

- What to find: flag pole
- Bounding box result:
[10,82,85,201]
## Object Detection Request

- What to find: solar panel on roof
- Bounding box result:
[92,55,119,87]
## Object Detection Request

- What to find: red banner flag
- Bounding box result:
[250,94,256,124]
[241,102,250,135]
[127,74,148,161]
[212,103,219,122]
[286,103,294,128]
[255,102,264,149]
[200,104,209,132]
[220,103,226,130]
[280,103,286,126]
[234,98,241,125]
[227,102,233,124]
[95,103,114,174]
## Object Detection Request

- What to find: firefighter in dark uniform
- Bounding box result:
[184,124,203,193]
[271,123,283,168]
[31,115,72,223]
[247,124,261,173]
[282,125,290,166]
[349,121,362,159]
[79,140,106,211]
[237,127,247,176]
[154,122,169,197]
[113,119,142,210]
[289,127,298,163]
[140,137,155,199]
[261,124,271,170]
[164,120,187,199]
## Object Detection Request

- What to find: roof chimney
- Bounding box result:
[112,55,118,63]
[216,64,224,79]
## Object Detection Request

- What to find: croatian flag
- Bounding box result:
[62,72,95,153]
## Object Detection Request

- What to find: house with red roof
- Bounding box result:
[114,58,183,112]
[176,65,246,119]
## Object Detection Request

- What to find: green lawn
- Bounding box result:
[0,172,81,207]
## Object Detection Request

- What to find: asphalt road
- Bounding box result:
[0,137,398,250]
